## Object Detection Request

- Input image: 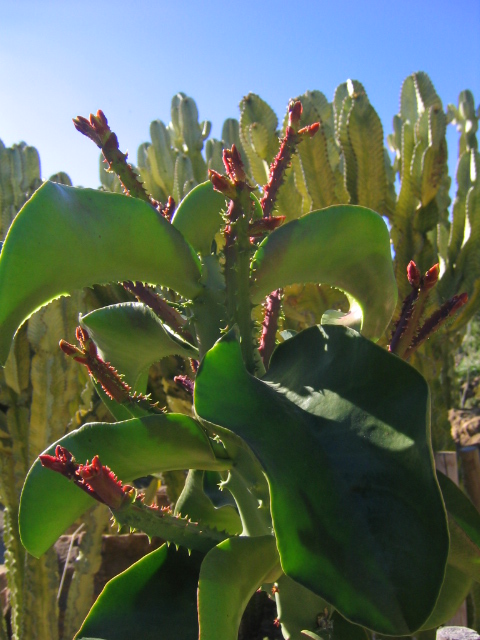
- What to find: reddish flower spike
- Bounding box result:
[39,445,78,480]
[60,326,133,403]
[222,145,247,184]
[174,375,195,397]
[77,456,127,509]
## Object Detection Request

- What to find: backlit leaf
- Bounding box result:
[250,205,397,341]
[0,182,202,364]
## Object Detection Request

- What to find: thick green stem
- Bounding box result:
[224,469,271,537]
[218,441,272,537]
[192,255,227,358]
[235,217,256,375]
[112,498,228,554]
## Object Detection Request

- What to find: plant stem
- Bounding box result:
[260,100,319,218]
[259,289,283,370]
[224,469,271,538]
[112,499,228,553]
[73,110,159,207]
[235,211,256,374]
[192,255,227,358]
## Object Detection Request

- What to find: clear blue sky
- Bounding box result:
[1,0,479,189]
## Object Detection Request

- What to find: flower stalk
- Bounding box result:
[40,448,228,553]
[209,146,258,373]
[260,100,319,219]
[73,110,159,207]
[122,280,194,344]
[389,261,468,359]
[60,326,161,413]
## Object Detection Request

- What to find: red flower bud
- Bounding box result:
[298,122,320,138]
[288,101,303,128]
[208,170,236,198]
[423,264,440,291]
[222,145,247,183]
[407,261,421,288]
[248,216,285,236]
[77,456,127,509]
[59,339,83,359]
[40,445,78,480]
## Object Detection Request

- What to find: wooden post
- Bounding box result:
[434,452,468,628]
[459,446,480,513]
[435,451,460,484]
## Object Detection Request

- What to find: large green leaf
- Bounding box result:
[249,205,397,341]
[197,535,281,640]
[19,414,231,557]
[194,326,449,635]
[75,544,201,640]
[0,182,202,364]
[80,302,197,390]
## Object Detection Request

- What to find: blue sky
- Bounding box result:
[1,0,479,189]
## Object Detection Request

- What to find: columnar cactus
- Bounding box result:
[0,140,109,639]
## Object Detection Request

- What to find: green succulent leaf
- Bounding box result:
[437,470,480,582]
[274,574,332,640]
[296,117,337,210]
[171,181,227,255]
[194,325,449,635]
[419,564,472,631]
[198,535,281,640]
[171,181,262,256]
[75,544,201,640]
[239,93,279,185]
[249,205,397,341]
[0,182,203,364]
[20,414,231,557]
[80,302,197,391]
[175,470,242,536]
